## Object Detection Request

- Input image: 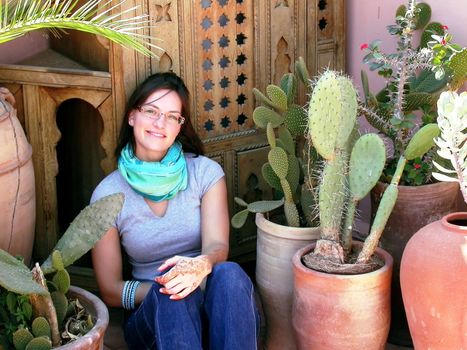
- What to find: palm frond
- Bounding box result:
[0,0,160,57]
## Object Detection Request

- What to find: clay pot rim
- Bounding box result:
[255,213,319,240]
[375,180,459,192]
[56,285,109,349]
[441,212,467,233]
[292,241,393,279]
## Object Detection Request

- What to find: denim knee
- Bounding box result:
[207,262,253,293]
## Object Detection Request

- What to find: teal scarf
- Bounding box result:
[118,142,188,202]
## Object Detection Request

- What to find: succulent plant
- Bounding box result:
[0,193,124,348]
[232,58,319,228]
[432,91,467,203]
[359,0,466,186]
[301,70,439,273]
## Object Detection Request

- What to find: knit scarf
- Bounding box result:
[118,142,188,202]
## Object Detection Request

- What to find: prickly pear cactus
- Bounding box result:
[41,192,124,274]
[232,57,317,228]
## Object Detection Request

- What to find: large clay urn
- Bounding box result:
[0,89,36,265]
[255,213,319,350]
[400,212,467,349]
[292,242,393,350]
[57,286,109,349]
[371,181,458,346]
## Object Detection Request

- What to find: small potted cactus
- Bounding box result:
[230,58,321,350]
[291,70,439,349]
[0,193,123,350]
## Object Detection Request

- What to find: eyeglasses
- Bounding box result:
[137,105,185,125]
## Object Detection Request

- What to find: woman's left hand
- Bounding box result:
[156,255,212,300]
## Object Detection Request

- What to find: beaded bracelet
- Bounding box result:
[121,280,141,310]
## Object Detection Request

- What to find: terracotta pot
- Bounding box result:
[0,91,36,266]
[57,286,109,349]
[292,242,393,350]
[400,212,467,349]
[371,181,458,346]
[255,213,319,350]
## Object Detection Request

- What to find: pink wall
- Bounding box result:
[346,0,467,94]
[0,31,48,64]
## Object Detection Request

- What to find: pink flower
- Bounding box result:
[414,164,421,169]
[442,25,449,30]
[360,43,369,51]
[441,38,447,45]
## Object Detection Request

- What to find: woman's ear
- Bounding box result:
[128,112,135,126]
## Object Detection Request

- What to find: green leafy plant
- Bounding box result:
[301,70,439,274]
[359,0,467,186]
[231,57,320,228]
[0,193,124,349]
[433,90,467,203]
[0,0,160,56]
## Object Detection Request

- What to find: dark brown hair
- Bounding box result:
[115,72,204,158]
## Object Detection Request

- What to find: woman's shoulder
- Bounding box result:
[185,153,224,174]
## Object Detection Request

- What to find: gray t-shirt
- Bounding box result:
[90,154,225,281]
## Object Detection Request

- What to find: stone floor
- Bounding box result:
[103,306,414,350]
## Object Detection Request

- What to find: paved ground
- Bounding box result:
[103,307,414,350]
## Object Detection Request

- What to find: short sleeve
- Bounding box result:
[192,156,225,197]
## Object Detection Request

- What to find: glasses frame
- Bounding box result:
[136,104,186,125]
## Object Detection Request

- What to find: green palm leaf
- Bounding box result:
[0,0,160,57]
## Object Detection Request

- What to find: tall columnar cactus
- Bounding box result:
[0,193,124,348]
[303,70,439,272]
[232,58,317,228]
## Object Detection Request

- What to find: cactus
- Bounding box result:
[31,317,51,338]
[13,328,34,350]
[24,337,52,350]
[302,70,438,271]
[360,0,466,186]
[232,57,319,228]
[0,193,124,348]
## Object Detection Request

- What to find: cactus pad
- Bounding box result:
[403,92,434,111]
[51,251,64,272]
[349,134,386,200]
[261,163,282,191]
[13,328,34,350]
[41,193,124,274]
[0,249,48,296]
[284,104,307,137]
[268,147,289,180]
[231,209,249,229]
[31,317,51,338]
[266,85,288,111]
[414,2,431,30]
[280,73,297,106]
[286,155,300,195]
[266,122,276,148]
[404,123,440,160]
[248,199,285,213]
[420,22,444,49]
[234,197,248,207]
[51,291,68,326]
[253,106,284,129]
[295,57,310,85]
[252,88,277,109]
[308,71,358,160]
[278,125,295,155]
[52,270,70,294]
[449,49,467,90]
[24,337,52,350]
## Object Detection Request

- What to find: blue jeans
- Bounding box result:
[123,262,260,350]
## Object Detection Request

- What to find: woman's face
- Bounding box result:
[128,89,183,162]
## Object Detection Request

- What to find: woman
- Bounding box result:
[91,72,259,349]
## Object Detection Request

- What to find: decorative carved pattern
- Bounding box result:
[194,0,255,139]
[159,52,173,72]
[317,0,334,40]
[275,0,289,8]
[155,3,172,22]
[274,37,291,83]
